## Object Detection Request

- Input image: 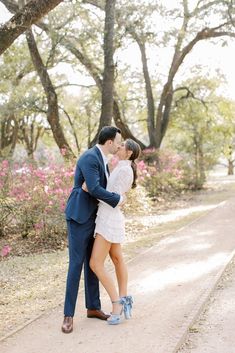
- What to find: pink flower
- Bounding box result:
[137,160,147,171]
[1,245,11,257]
[2,160,9,169]
[60,148,67,156]
[34,222,44,230]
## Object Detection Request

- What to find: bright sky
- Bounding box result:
[0,3,235,100]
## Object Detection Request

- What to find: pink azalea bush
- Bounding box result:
[137,148,188,199]
[111,147,189,203]
[0,148,189,246]
[0,159,74,240]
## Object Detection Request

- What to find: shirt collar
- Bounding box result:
[96,144,108,165]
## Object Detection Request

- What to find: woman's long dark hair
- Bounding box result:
[125,139,141,188]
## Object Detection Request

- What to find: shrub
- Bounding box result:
[0,148,193,251]
[138,149,188,199]
[0,159,74,242]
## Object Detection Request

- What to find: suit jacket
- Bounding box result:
[65,146,120,224]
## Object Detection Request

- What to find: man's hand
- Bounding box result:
[82,181,88,192]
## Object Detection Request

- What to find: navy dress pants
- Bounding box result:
[64,217,100,317]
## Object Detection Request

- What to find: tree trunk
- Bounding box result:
[198,139,206,184]
[22,123,35,160]
[228,159,234,175]
[194,140,200,189]
[0,115,18,158]
[100,0,116,124]
[0,0,63,55]
[193,134,205,189]
[19,117,44,160]
[113,100,146,149]
[89,0,116,145]
[59,107,80,154]
[129,33,156,147]
[227,145,234,175]
[62,38,144,146]
[139,41,156,146]
[155,81,173,147]
[26,29,74,159]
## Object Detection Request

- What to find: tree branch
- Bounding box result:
[173,86,207,107]
[0,0,63,55]
[0,0,19,13]
[191,1,223,17]
[81,0,103,9]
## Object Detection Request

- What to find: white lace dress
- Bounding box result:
[94,160,133,243]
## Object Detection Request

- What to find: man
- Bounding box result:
[62,126,122,333]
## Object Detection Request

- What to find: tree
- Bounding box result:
[166,76,231,188]
[215,99,235,175]
[2,0,235,155]
[19,114,44,160]
[90,0,116,145]
[122,1,235,148]
[0,40,33,158]
[84,0,235,148]
[0,0,63,55]
[26,29,75,159]
[0,0,146,148]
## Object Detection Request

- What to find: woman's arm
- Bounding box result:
[111,167,133,195]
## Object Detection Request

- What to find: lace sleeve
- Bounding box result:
[111,166,133,194]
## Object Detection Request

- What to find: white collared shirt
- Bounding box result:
[96,144,109,180]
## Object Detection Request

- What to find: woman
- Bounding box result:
[89,139,141,325]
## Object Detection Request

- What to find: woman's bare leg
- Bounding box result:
[109,243,128,298]
[90,234,121,314]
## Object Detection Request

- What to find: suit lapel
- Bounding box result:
[106,163,110,176]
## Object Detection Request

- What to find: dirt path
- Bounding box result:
[177,257,235,353]
[1,170,234,341]
[1,180,235,353]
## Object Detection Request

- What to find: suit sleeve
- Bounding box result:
[80,154,120,208]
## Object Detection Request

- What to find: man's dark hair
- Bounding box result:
[98,126,121,145]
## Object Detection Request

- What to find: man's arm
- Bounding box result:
[80,154,120,208]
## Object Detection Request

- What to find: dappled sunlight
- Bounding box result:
[209,179,235,185]
[135,252,228,294]
[128,203,222,228]
[158,230,214,247]
[207,169,235,184]
[187,242,213,251]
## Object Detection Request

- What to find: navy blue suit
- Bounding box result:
[64,146,120,316]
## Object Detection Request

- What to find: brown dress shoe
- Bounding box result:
[87,309,110,320]
[61,316,73,333]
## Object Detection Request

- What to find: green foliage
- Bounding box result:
[165,76,235,187]
[215,99,235,154]
[1,0,235,163]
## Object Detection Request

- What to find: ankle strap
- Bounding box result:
[112,297,126,304]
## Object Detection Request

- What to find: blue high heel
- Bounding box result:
[122,295,133,319]
[107,298,125,325]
